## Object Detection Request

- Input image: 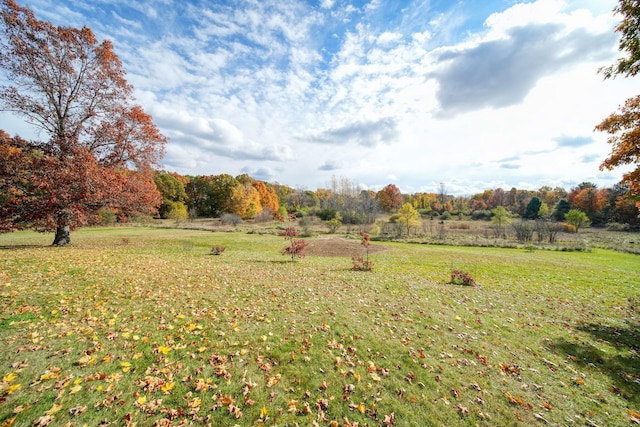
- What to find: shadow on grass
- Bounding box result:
[0,244,50,250]
[550,320,640,405]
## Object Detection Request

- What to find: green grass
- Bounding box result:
[0,227,639,426]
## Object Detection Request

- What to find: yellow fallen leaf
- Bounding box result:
[161,382,175,393]
[6,384,21,394]
[45,403,63,415]
[40,372,60,381]
[76,354,95,366]
[132,352,144,360]
[3,372,16,383]
[189,397,201,408]
[136,396,147,405]
[260,405,268,418]
[157,346,171,355]
[370,372,381,382]
[70,385,82,394]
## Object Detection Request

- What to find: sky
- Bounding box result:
[0,0,637,195]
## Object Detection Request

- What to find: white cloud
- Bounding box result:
[0,0,634,195]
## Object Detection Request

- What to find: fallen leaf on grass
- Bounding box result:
[69,405,87,417]
[44,403,63,415]
[4,384,21,394]
[32,415,53,426]
[3,373,17,383]
[266,374,281,388]
[505,392,533,409]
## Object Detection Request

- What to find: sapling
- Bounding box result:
[352,231,373,271]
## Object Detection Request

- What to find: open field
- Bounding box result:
[1,226,639,426]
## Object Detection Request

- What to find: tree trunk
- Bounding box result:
[52,211,72,246]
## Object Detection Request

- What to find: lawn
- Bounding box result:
[0,226,639,426]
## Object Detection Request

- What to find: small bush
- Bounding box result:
[560,222,577,233]
[220,213,242,226]
[351,255,373,271]
[450,270,476,286]
[352,231,373,271]
[449,223,470,230]
[317,208,337,221]
[299,216,313,237]
[210,246,226,255]
[326,218,342,233]
[254,209,274,223]
[279,227,308,260]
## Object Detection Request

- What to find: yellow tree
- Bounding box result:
[229,183,262,219]
[396,203,421,236]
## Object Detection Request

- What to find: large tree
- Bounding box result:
[0,0,166,244]
[377,184,403,212]
[596,0,640,204]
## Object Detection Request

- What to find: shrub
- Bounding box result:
[351,255,373,271]
[326,218,342,233]
[512,220,533,242]
[450,270,476,286]
[317,208,337,221]
[299,216,313,237]
[210,246,226,255]
[254,208,274,223]
[352,231,373,271]
[99,208,117,225]
[561,222,577,233]
[471,210,492,220]
[449,223,470,230]
[565,209,590,232]
[279,227,308,261]
[220,213,242,226]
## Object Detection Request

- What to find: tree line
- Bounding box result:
[153,171,640,229]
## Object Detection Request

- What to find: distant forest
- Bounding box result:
[152,172,640,229]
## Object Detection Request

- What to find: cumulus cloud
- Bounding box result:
[430,23,615,117]
[306,118,399,146]
[554,134,595,147]
[580,153,602,163]
[240,166,278,181]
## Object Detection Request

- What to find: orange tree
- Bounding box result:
[596,0,640,205]
[0,0,166,245]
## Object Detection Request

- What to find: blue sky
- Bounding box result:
[0,0,636,195]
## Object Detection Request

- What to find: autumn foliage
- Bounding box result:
[596,95,640,201]
[0,0,166,244]
[279,227,308,260]
[352,231,373,271]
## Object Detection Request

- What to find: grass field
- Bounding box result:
[1,226,639,426]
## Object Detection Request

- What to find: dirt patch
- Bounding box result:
[304,237,388,257]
